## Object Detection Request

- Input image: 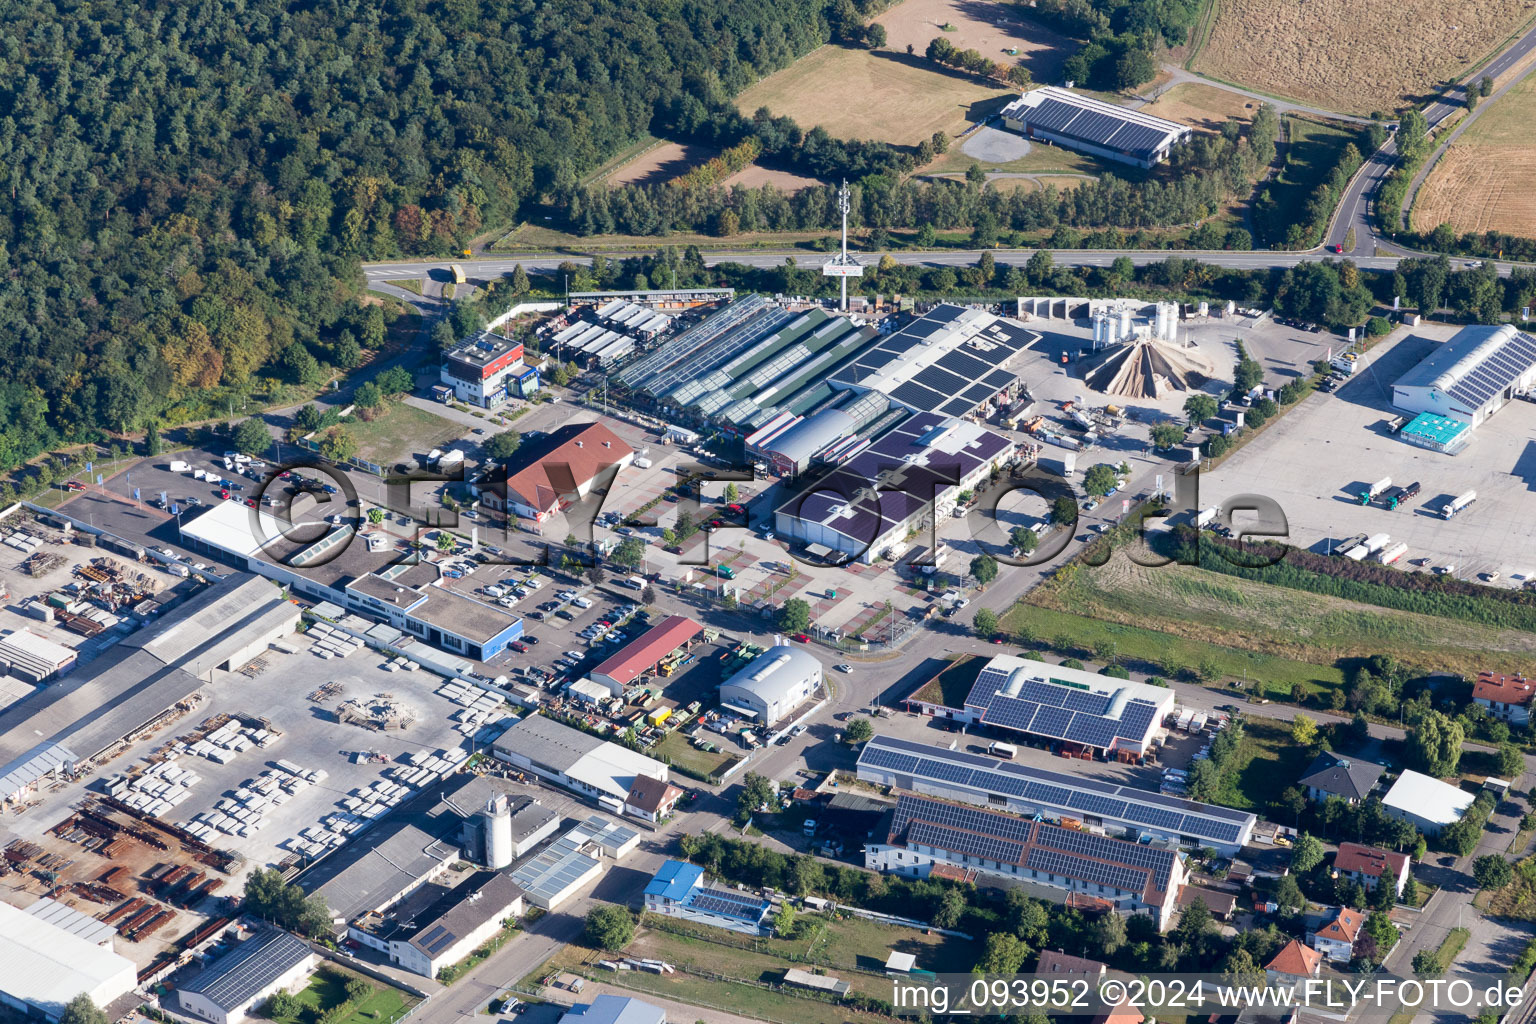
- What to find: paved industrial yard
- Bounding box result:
[1201,323,1536,579]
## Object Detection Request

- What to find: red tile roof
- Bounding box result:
[1267,939,1323,977]
[495,422,633,513]
[927,863,978,884]
[591,615,701,687]
[1334,842,1408,882]
[1474,671,1536,707]
[1317,907,1364,943]
[626,775,683,813]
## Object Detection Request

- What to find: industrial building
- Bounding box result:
[460,792,561,868]
[180,502,522,661]
[1392,324,1536,430]
[177,930,317,1024]
[772,413,1016,563]
[0,898,139,1020]
[957,656,1176,759]
[589,615,702,690]
[1381,770,1475,835]
[440,332,540,407]
[491,714,669,808]
[643,859,772,935]
[557,996,666,1024]
[865,794,1188,928]
[1000,87,1192,168]
[543,299,673,370]
[511,815,640,909]
[857,734,1256,853]
[386,871,526,978]
[477,421,635,522]
[0,574,299,804]
[301,774,542,928]
[718,646,823,727]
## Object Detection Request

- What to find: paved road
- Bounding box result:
[1328,19,1536,255]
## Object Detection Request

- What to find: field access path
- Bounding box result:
[1148,65,1382,125]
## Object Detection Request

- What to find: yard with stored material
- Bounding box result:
[1414,73,1536,236]
[735,45,1012,147]
[1192,0,1534,113]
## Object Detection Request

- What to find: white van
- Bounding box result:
[572,596,594,609]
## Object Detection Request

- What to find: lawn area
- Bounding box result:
[649,911,981,976]
[908,654,985,708]
[923,139,1103,176]
[736,45,1011,147]
[344,400,462,467]
[999,603,1347,701]
[651,730,743,782]
[267,967,418,1024]
[1019,552,1536,681]
[1207,720,1314,814]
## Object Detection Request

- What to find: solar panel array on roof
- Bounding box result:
[685,887,770,922]
[969,672,1162,750]
[1013,93,1184,162]
[1445,330,1536,408]
[1028,847,1148,893]
[180,931,312,1011]
[858,736,1254,846]
[1036,823,1177,891]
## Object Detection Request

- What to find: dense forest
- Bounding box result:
[0,0,839,470]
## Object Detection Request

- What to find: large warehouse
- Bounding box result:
[1000,87,1192,168]
[857,735,1256,853]
[773,413,1017,563]
[492,714,669,806]
[959,656,1175,759]
[866,794,1189,928]
[1392,323,1536,429]
[718,646,824,726]
[0,898,138,1019]
[178,930,317,1024]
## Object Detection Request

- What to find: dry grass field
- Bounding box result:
[1142,82,1261,131]
[1414,73,1536,235]
[722,163,824,191]
[1194,0,1535,113]
[606,142,720,186]
[735,45,1012,146]
[874,0,1078,85]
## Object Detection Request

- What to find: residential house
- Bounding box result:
[478,422,634,522]
[624,776,682,823]
[1334,843,1411,898]
[642,860,771,935]
[1298,752,1386,806]
[1035,950,1108,977]
[1311,908,1365,963]
[1265,939,1324,983]
[1473,672,1535,727]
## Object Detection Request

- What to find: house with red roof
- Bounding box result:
[1473,671,1535,727]
[1310,907,1365,963]
[479,422,634,522]
[1265,939,1324,982]
[1334,842,1411,898]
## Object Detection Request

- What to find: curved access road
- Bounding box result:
[1328,19,1536,256]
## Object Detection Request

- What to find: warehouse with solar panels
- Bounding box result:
[1000,87,1192,168]
[959,656,1175,759]
[1392,324,1536,431]
[867,794,1189,927]
[857,735,1256,854]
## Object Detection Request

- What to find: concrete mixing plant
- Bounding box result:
[480,792,515,869]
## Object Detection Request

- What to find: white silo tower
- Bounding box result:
[481,793,514,869]
[1117,305,1132,343]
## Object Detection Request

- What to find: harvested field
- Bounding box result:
[1413,145,1536,235]
[1142,82,1262,132]
[735,45,1012,147]
[1414,74,1536,235]
[607,142,721,187]
[874,0,1078,86]
[1193,0,1535,113]
[722,163,824,192]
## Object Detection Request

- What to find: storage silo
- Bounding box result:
[480,793,514,869]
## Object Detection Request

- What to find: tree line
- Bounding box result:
[0,0,849,471]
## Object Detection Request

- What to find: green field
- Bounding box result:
[344,400,462,467]
[1015,554,1536,682]
[651,730,742,781]
[1208,720,1315,813]
[267,967,418,1024]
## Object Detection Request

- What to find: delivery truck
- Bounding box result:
[1441,489,1477,519]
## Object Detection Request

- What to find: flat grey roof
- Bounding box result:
[495,715,604,774]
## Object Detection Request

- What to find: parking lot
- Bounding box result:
[1200,323,1536,581]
